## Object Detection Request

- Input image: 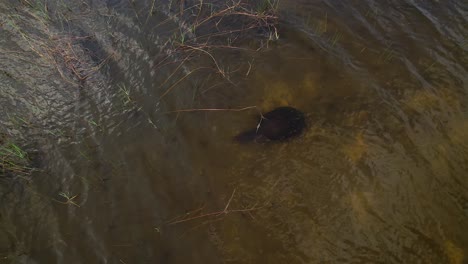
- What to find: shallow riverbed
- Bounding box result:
[0,0,467,263]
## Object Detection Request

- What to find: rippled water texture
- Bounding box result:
[0,0,467,263]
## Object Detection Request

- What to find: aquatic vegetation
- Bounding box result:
[312,12,328,35]
[153,0,281,100]
[379,45,397,63]
[54,192,81,208]
[0,142,32,178]
[257,0,280,14]
[118,83,133,106]
[330,30,343,47]
[1,1,112,86]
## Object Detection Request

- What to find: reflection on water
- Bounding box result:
[0,0,467,263]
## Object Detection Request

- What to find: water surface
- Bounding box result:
[0,0,467,263]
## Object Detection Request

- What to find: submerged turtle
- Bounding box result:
[234,106,306,143]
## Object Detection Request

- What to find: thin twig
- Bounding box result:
[165,106,258,114]
[167,188,265,225]
[180,44,224,77]
[159,66,208,99]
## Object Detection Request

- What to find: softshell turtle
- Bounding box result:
[234,106,305,143]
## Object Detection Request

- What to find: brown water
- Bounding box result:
[0,0,467,263]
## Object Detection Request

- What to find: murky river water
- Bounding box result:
[0,0,467,263]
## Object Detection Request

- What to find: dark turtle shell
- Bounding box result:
[234,106,306,143]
